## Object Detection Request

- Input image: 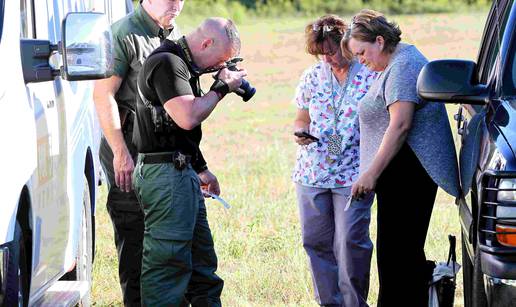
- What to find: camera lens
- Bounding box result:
[239,79,256,102]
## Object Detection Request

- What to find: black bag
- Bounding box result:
[428,235,459,307]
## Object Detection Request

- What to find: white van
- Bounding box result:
[0,0,132,305]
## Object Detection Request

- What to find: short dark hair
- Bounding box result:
[344,9,402,54]
[225,19,241,56]
[305,15,349,58]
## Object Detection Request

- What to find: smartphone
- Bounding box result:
[294,131,319,142]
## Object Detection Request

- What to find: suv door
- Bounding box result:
[417,1,516,305]
[458,0,513,255]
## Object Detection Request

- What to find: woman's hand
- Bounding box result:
[351,170,379,199]
[351,101,415,199]
[294,128,316,145]
[294,109,313,145]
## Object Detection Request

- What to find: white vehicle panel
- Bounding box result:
[0,0,130,304]
[28,0,70,295]
[0,0,37,244]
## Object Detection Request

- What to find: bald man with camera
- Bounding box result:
[132,18,247,306]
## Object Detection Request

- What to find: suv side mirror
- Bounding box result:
[62,12,113,81]
[417,59,488,105]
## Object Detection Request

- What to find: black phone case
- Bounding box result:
[294,131,319,141]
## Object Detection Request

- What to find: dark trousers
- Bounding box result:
[375,143,437,307]
[134,153,224,306]
[100,136,144,307]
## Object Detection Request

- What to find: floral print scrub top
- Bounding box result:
[292,60,377,188]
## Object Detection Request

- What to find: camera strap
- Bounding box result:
[146,37,202,77]
[137,82,153,109]
[176,37,202,76]
[137,81,170,132]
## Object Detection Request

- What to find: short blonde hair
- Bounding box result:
[343,9,402,54]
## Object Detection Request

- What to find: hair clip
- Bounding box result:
[322,24,334,33]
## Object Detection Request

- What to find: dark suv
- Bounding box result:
[417,0,516,305]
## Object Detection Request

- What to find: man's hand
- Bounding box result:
[217,67,248,92]
[94,76,135,192]
[198,169,220,196]
[113,148,134,192]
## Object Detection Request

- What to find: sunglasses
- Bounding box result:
[312,23,336,34]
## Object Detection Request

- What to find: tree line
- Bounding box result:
[133,0,490,22]
[182,0,490,16]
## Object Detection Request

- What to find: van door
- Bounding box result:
[24,0,71,292]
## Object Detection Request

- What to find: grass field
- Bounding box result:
[92,12,489,306]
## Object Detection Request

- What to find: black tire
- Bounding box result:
[463,233,474,307]
[77,178,93,306]
[472,246,488,307]
[4,221,30,307]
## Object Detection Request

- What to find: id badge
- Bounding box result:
[327,133,342,155]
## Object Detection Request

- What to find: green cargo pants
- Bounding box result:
[133,153,224,307]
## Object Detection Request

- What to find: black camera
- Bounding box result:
[225,58,256,102]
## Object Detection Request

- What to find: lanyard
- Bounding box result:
[330,61,356,131]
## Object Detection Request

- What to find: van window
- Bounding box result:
[19,0,33,38]
[0,0,4,42]
[20,0,28,38]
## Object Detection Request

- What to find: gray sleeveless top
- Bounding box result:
[358,44,460,197]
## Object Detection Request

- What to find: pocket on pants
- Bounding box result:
[149,226,192,242]
[144,226,192,269]
[163,175,198,240]
[138,168,198,241]
[107,184,141,212]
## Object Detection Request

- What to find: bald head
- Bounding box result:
[199,18,241,56]
[186,17,241,70]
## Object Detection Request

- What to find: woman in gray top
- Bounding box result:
[344,9,460,306]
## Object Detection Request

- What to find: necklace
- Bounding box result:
[327,62,353,156]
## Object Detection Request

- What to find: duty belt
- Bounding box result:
[142,151,191,170]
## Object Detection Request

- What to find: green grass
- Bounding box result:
[92,12,488,306]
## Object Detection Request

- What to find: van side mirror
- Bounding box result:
[61,12,113,81]
[20,12,113,83]
[417,59,489,105]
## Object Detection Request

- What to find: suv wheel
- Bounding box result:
[472,245,488,307]
[463,234,474,307]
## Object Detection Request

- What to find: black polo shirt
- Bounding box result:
[133,39,207,172]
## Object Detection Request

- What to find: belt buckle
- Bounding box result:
[174,152,187,170]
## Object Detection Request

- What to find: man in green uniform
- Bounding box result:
[132,17,247,306]
[93,1,185,305]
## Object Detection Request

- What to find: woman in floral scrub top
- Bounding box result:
[292,15,376,307]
